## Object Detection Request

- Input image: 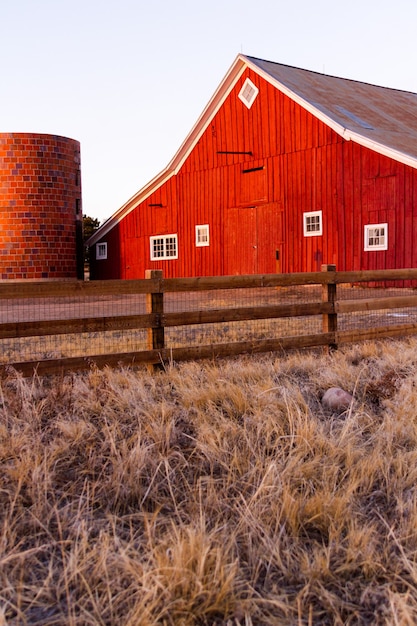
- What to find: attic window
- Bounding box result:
[238,78,259,109]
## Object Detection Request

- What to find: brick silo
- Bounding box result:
[0,133,83,280]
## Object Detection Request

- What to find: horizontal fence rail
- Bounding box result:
[1,266,417,376]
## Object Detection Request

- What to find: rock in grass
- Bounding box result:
[322,387,353,411]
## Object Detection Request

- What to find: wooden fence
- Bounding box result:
[2,265,417,377]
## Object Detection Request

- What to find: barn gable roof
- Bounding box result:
[88,54,417,246]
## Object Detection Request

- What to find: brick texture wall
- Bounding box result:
[0,133,83,280]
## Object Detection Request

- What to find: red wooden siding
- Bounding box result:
[339,143,417,273]
[90,66,417,280]
[90,224,121,280]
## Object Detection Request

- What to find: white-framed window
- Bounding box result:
[364,223,388,251]
[96,242,107,260]
[238,78,259,109]
[195,224,210,247]
[150,234,178,260]
[303,210,322,236]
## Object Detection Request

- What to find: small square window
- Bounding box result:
[304,211,322,237]
[150,234,178,260]
[364,223,388,251]
[196,224,210,247]
[238,78,259,109]
[96,242,107,260]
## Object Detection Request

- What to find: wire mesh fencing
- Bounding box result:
[1,268,417,375]
[0,282,152,367]
[163,285,323,349]
[337,282,417,331]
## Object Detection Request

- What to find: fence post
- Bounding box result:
[321,264,337,350]
[145,269,165,368]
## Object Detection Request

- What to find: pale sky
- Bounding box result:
[2,0,417,224]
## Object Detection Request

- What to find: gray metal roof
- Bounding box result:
[246,55,417,163]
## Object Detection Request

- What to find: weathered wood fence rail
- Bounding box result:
[2,265,417,376]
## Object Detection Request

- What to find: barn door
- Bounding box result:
[256,202,284,274]
[224,203,283,275]
[224,207,257,275]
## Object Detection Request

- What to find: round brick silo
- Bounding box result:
[0,133,83,280]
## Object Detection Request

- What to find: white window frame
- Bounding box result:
[150,234,178,260]
[195,224,210,247]
[303,210,323,237]
[96,242,107,260]
[238,78,259,109]
[364,223,388,251]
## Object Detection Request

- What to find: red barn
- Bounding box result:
[87,54,417,279]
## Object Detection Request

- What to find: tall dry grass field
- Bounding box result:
[1,337,417,624]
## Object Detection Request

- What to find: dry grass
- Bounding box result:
[1,337,417,624]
